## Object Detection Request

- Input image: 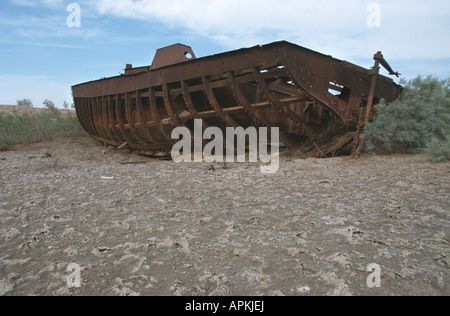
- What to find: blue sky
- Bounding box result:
[0,0,449,108]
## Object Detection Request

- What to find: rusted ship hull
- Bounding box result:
[72,41,401,156]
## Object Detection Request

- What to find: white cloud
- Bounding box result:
[0,8,106,42]
[90,0,450,61]
[93,0,364,36]
[7,0,450,62]
[41,0,64,7]
[10,0,65,8]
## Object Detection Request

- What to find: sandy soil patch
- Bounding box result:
[0,137,448,296]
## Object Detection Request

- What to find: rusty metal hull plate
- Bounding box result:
[72,41,401,156]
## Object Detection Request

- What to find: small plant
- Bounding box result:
[43,99,60,115]
[364,75,449,161]
[17,98,33,107]
[425,136,450,162]
[0,106,86,151]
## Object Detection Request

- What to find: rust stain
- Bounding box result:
[72,41,401,157]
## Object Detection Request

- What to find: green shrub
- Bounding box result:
[0,107,85,151]
[43,99,60,115]
[364,75,450,161]
[425,136,450,162]
[16,98,33,107]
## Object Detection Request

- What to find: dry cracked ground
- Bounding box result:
[0,137,448,296]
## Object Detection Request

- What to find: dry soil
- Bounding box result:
[0,137,448,296]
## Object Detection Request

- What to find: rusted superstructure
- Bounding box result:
[72,41,401,157]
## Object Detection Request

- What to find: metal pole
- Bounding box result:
[353,52,382,158]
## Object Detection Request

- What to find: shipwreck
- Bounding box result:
[72,41,401,157]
